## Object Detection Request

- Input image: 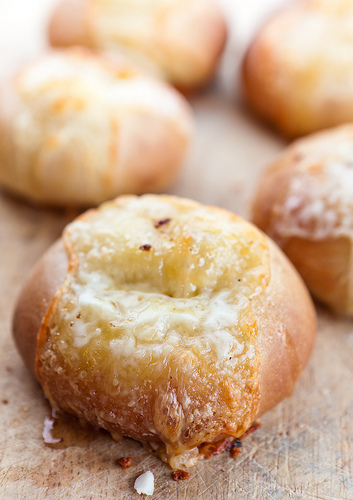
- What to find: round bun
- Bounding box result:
[48,0,227,91]
[243,0,353,138]
[252,124,353,316]
[0,48,193,206]
[13,194,316,468]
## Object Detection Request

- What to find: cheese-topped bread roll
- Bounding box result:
[252,125,353,315]
[0,48,193,206]
[243,0,353,138]
[48,0,227,91]
[13,195,316,468]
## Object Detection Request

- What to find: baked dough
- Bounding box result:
[48,0,227,91]
[0,48,193,206]
[243,0,353,137]
[13,194,316,468]
[252,124,353,315]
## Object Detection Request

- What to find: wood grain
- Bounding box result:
[0,1,352,498]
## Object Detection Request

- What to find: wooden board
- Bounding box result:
[1,1,352,498]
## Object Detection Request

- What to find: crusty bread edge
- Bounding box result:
[13,240,67,378]
[255,238,316,416]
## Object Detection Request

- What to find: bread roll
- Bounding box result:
[252,124,353,316]
[0,48,193,206]
[48,0,227,91]
[243,0,353,138]
[13,194,316,468]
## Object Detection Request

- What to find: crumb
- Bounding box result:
[230,439,242,459]
[43,416,62,444]
[139,244,152,251]
[231,438,242,449]
[172,469,190,481]
[199,437,234,459]
[198,435,246,460]
[134,471,154,496]
[117,457,132,468]
[230,448,242,458]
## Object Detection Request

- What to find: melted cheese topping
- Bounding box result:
[36,195,270,464]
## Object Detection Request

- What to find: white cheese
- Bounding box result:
[134,471,154,496]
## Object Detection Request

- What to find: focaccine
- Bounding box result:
[48,0,227,91]
[0,48,193,206]
[252,124,353,316]
[13,194,316,468]
[243,0,353,137]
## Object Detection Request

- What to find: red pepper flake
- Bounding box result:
[2,399,8,405]
[230,439,242,458]
[117,457,132,468]
[154,218,171,228]
[172,469,190,481]
[76,313,81,319]
[139,244,152,251]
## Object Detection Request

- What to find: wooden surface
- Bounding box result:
[1,1,353,498]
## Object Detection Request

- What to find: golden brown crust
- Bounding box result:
[243,0,353,137]
[48,0,227,90]
[12,195,316,465]
[255,240,316,416]
[13,240,67,378]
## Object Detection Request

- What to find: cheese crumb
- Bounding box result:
[42,417,62,444]
[134,471,154,496]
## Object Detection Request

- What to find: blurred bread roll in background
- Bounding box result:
[243,0,353,138]
[0,48,193,206]
[252,125,353,316]
[48,0,227,91]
